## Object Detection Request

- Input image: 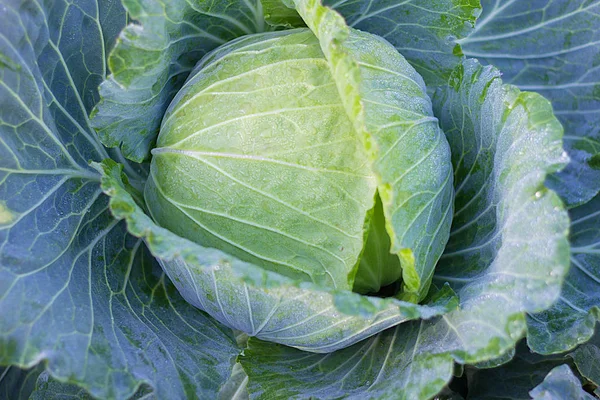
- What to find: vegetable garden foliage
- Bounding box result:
[461,0,600,209]
[0,0,598,399]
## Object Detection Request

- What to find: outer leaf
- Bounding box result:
[471,347,516,370]
[0,364,45,400]
[569,330,600,395]
[218,331,249,400]
[30,373,113,400]
[466,333,600,400]
[0,369,158,400]
[29,373,155,400]
[99,159,458,353]
[466,340,600,400]
[90,0,269,162]
[241,323,455,400]
[240,50,569,400]
[293,0,454,300]
[466,342,568,400]
[529,365,595,400]
[466,334,600,400]
[527,193,600,354]
[461,0,600,207]
[32,379,155,400]
[432,59,570,317]
[0,1,238,398]
[325,0,481,87]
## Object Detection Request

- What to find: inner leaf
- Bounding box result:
[354,193,402,294]
[145,29,377,290]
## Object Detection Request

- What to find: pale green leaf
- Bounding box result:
[218,363,249,400]
[292,0,454,300]
[261,0,307,28]
[146,5,455,299]
[145,29,377,290]
[353,195,402,294]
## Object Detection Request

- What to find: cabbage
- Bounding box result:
[2,0,599,398]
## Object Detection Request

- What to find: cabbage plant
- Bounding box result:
[1,0,599,399]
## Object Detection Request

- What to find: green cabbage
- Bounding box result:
[145,27,453,302]
[2,0,598,398]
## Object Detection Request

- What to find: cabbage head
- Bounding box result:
[139,12,458,351]
[145,27,453,300]
[3,0,596,398]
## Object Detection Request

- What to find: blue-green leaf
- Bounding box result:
[241,323,455,400]
[0,364,157,400]
[433,59,570,316]
[467,332,600,399]
[569,330,600,394]
[465,340,595,400]
[527,193,600,354]
[31,379,154,400]
[461,0,600,207]
[0,1,238,398]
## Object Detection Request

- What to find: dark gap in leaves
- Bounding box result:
[367,279,401,298]
[448,373,469,399]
